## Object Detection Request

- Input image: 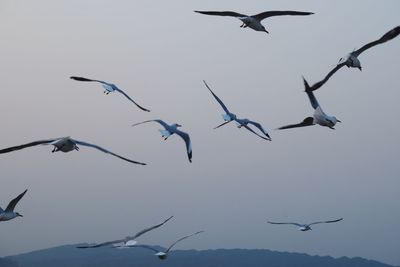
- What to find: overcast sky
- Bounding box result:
[0,0,399,265]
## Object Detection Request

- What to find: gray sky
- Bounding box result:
[0,0,399,265]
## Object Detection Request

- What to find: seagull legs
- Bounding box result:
[240,22,247,28]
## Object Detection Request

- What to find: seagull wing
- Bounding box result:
[194,11,246,18]
[308,218,343,226]
[303,78,320,110]
[245,120,271,140]
[70,76,105,83]
[72,140,146,165]
[0,139,57,154]
[175,129,193,163]
[113,88,150,112]
[277,117,315,130]
[127,216,174,240]
[241,123,271,141]
[77,239,127,249]
[203,80,231,114]
[252,11,314,21]
[307,63,346,92]
[5,189,27,212]
[166,231,204,253]
[132,119,170,130]
[267,221,303,227]
[353,26,400,57]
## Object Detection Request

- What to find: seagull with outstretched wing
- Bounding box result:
[132,120,192,163]
[277,78,341,131]
[0,189,27,222]
[70,76,150,112]
[195,10,313,34]
[0,137,146,165]
[77,216,173,249]
[116,231,204,260]
[203,80,271,140]
[268,218,343,231]
[306,26,400,92]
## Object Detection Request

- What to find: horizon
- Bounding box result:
[1,0,399,266]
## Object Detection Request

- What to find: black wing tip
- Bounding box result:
[302,76,312,92]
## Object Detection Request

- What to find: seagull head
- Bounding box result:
[156,252,168,260]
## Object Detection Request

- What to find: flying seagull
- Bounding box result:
[77,216,173,248]
[117,231,204,260]
[0,137,146,165]
[194,10,314,34]
[0,189,27,222]
[132,120,192,163]
[203,80,271,140]
[277,78,341,131]
[267,218,343,231]
[306,25,400,91]
[70,76,150,112]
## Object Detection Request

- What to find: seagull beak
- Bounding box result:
[337,119,342,123]
[264,29,269,34]
[17,213,23,217]
[358,67,362,71]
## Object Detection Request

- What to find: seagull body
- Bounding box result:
[194,10,314,34]
[203,80,271,140]
[70,76,150,112]
[0,190,27,222]
[0,137,145,165]
[306,26,400,91]
[118,231,204,260]
[277,78,341,131]
[77,216,173,249]
[132,120,192,163]
[268,218,343,231]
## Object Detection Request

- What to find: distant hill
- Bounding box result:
[7,245,397,267]
[0,258,19,267]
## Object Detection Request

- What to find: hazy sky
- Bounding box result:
[1,0,399,265]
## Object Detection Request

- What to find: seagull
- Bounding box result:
[306,26,400,92]
[203,80,271,140]
[132,120,192,163]
[77,216,173,249]
[194,10,314,34]
[0,190,27,222]
[267,218,343,231]
[277,78,341,131]
[117,231,204,260]
[70,76,150,112]
[0,136,146,165]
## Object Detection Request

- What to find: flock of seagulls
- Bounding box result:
[2,5,400,262]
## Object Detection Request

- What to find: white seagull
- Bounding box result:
[0,136,146,165]
[268,218,343,231]
[194,10,313,34]
[277,78,341,130]
[118,231,204,260]
[132,120,192,163]
[203,80,271,140]
[305,25,400,92]
[77,216,173,248]
[70,76,150,112]
[0,189,27,222]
